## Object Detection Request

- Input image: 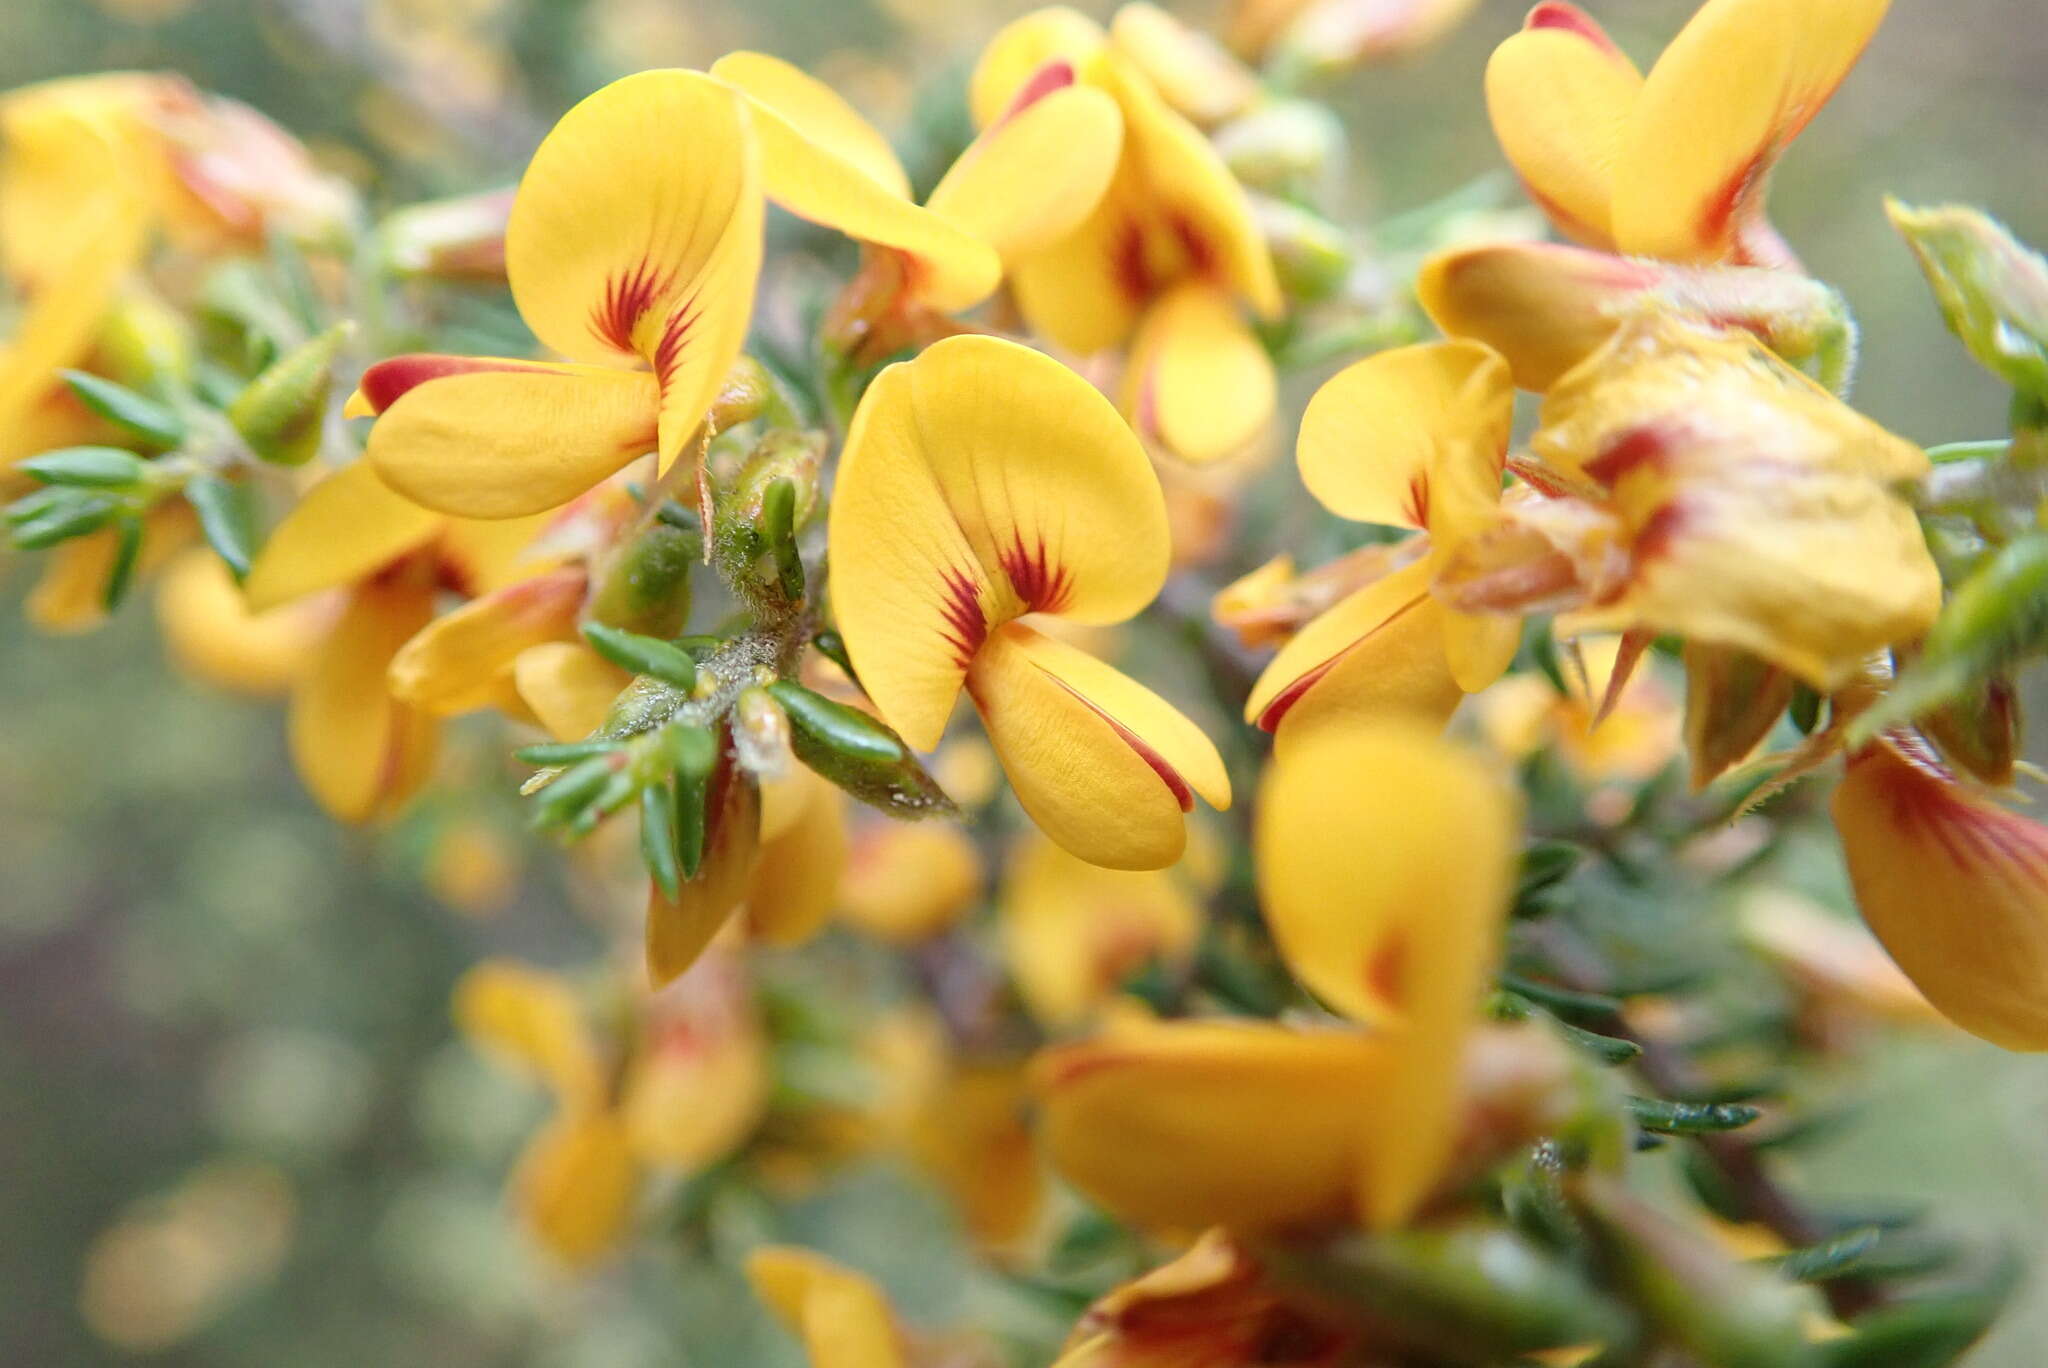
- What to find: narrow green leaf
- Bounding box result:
[1762,1226,1881,1283]
[582,622,699,691]
[61,371,185,447]
[667,724,718,880]
[812,629,860,686]
[1497,974,1622,1024]
[10,491,119,549]
[516,739,621,766]
[185,473,259,579]
[640,783,682,901]
[1627,1096,1763,1135]
[102,517,145,612]
[768,679,956,819]
[18,445,150,489]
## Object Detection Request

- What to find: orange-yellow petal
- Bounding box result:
[289,579,439,824]
[1417,242,1666,393]
[1256,719,1516,1227]
[970,621,1228,871]
[1121,283,1275,466]
[747,1247,909,1368]
[514,1110,638,1267]
[1484,6,1642,250]
[746,770,849,948]
[838,819,986,944]
[155,548,322,695]
[1611,0,1889,263]
[1109,3,1260,127]
[386,565,587,716]
[828,334,1170,749]
[969,8,1114,127]
[1832,740,2048,1051]
[707,52,911,199]
[244,459,443,611]
[452,959,604,1104]
[624,948,770,1167]
[513,641,631,742]
[1297,340,1512,532]
[926,82,1124,264]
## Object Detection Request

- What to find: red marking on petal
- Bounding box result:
[1582,425,1672,487]
[1365,930,1408,1010]
[1524,1,1625,58]
[1169,214,1218,283]
[1110,217,1154,304]
[938,567,989,668]
[1000,534,1074,615]
[591,257,675,353]
[1630,502,1687,570]
[358,354,557,415]
[1406,473,1431,528]
[653,289,704,391]
[995,59,1076,129]
[1255,591,1430,732]
[1696,149,1768,257]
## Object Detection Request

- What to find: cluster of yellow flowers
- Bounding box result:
[6,0,2048,1361]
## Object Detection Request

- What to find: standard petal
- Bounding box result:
[288,579,440,824]
[1612,0,1889,262]
[828,335,1171,748]
[1256,719,1516,1227]
[707,52,911,198]
[1244,559,1462,737]
[1484,10,1642,249]
[926,84,1124,263]
[968,621,1228,871]
[244,459,444,611]
[1121,283,1275,466]
[968,8,1113,127]
[1031,1018,1382,1233]
[1416,242,1665,392]
[365,365,658,519]
[386,565,587,716]
[1298,340,1512,531]
[513,641,631,741]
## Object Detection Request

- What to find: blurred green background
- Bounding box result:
[4,0,2047,1363]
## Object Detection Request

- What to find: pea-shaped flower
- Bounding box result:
[828,334,1229,871]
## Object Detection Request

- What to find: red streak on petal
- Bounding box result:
[1406,472,1431,528]
[1366,930,1408,1010]
[1696,149,1768,257]
[1525,1,1626,59]
[1630,502,1687,571]
[1105,709,1195,812]
[995,59,1076,129]
[591,257,675,353]
[938,566,989,669]
[653,288,703,391]
[1170,213,1218,283]
[1110,217,1154,304]
[358,354,555,415]
[1582,425,1671,487]
[1255,591,1429,733]
[1000,533,1074,614]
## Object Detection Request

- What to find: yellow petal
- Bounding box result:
[1256,719,1516,1228]
[926,83,1124,264]
[452,959,604,1103]
[155,548,322,695]
[504,69,762,466]
[711,54,999,314]
[386,565,586,716]
[1110,3,1260,127]
[828,334,1170,749]
[838,820,986,944]
[365,365,658,519]
[908,1063,1046,1255]
[1832,740,2048,1050]
[514,1110,638,1267]
[350,353,613,416]
[969,7,1113,127]
[244,459,443,611]
[999,833,1201,1029]
[747,1247,908,1368]
[1297,339,1512,532]
[646,755,761,986]
[1244,557,1462,738]
[1004,187,1150,355]
[1612,0,1889,262]
[1416,242,1666,392]
[1032,1018,1382,1233]
[289,579,439,824]
[1484,7,1642,250]
[1121,283,1275,466]
[513,641,631,742]
[707,52,910,199]
[746,771,849,948]
[970,621,1228,871]
[624,948,770,1166]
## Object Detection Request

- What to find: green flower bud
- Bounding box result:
[229,324,351,467]
[1889,198,2048,403]
[1682,643,1797,790]
[96,286,195,395]
[588,519,698,638]
[377,187,513,281]
[1213,100,1345,202]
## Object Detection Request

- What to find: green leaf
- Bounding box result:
[102,517,145,612]
[1627,1096,1763,1135]
[582,622,700,691]
[185,472,260,580]
[1761,1227,1881,1283]
[640,782,682,901]
[61,371,185,447]
[767,679,957,819]
[9,489,119,549]
[1497,974,1622,1024]
[516,739,622,766]
[17,445,150,489]
[1819,1263,2019,1368]
[666,724,719,880]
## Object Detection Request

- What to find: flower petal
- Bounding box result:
[1297,340,1512,532]
[513,641,631,742]
[707,52,911,199]
[646,753,761,986]
[1109,2,1260,127]
[1484,7,1642,249]
[514,1110,638,1267]
[452,959,604,1103]
[156,548,321,696]
[1256,719,1516,1227]
[925,84,1124,263]
[747,1247,908,1368]
[828,334,1170,749]
[386,565,587,716]
[1121,282,1275,465]
[244,459,444,611]
[838,820,985,944]
[1416,242,1665,392]
[289,579,439,824]
[366,364,659,519]
[969,621,1228,871]
[745,770,849,948]
[1612,0,1889,263]
[969,8,1113,127]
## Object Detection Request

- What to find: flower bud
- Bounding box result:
[1888,198,2048,403]
[96,287,195,394]
[1680,642,1796,790]
[1921,672,2021,786]
[228,324,350,467]
[1265,0,1483,84]
[1213,100,1346,201]
[1252,195,1353,303]
[587,519,698,639]
[377,187,513,281]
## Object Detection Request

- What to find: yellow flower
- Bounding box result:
[242,460,553,822]
[455,949,768,1266]
[1438,313,1939,692]
[1831,737,2048,1051]
[747,1247,912,1368]
[1245,340,1521,746]
[1224,0,1481,68]
[998,833,1202,1030]
[828,334,1230,871]
[358,70,763,517]
[907,1060,1049,1259]
[1034,721,1515,1235]
[1107,4,1260,128]
[154,548,323,695]
[971,8,1281,464]
[1475,634,1682,788]
[1484,0,1889,265]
